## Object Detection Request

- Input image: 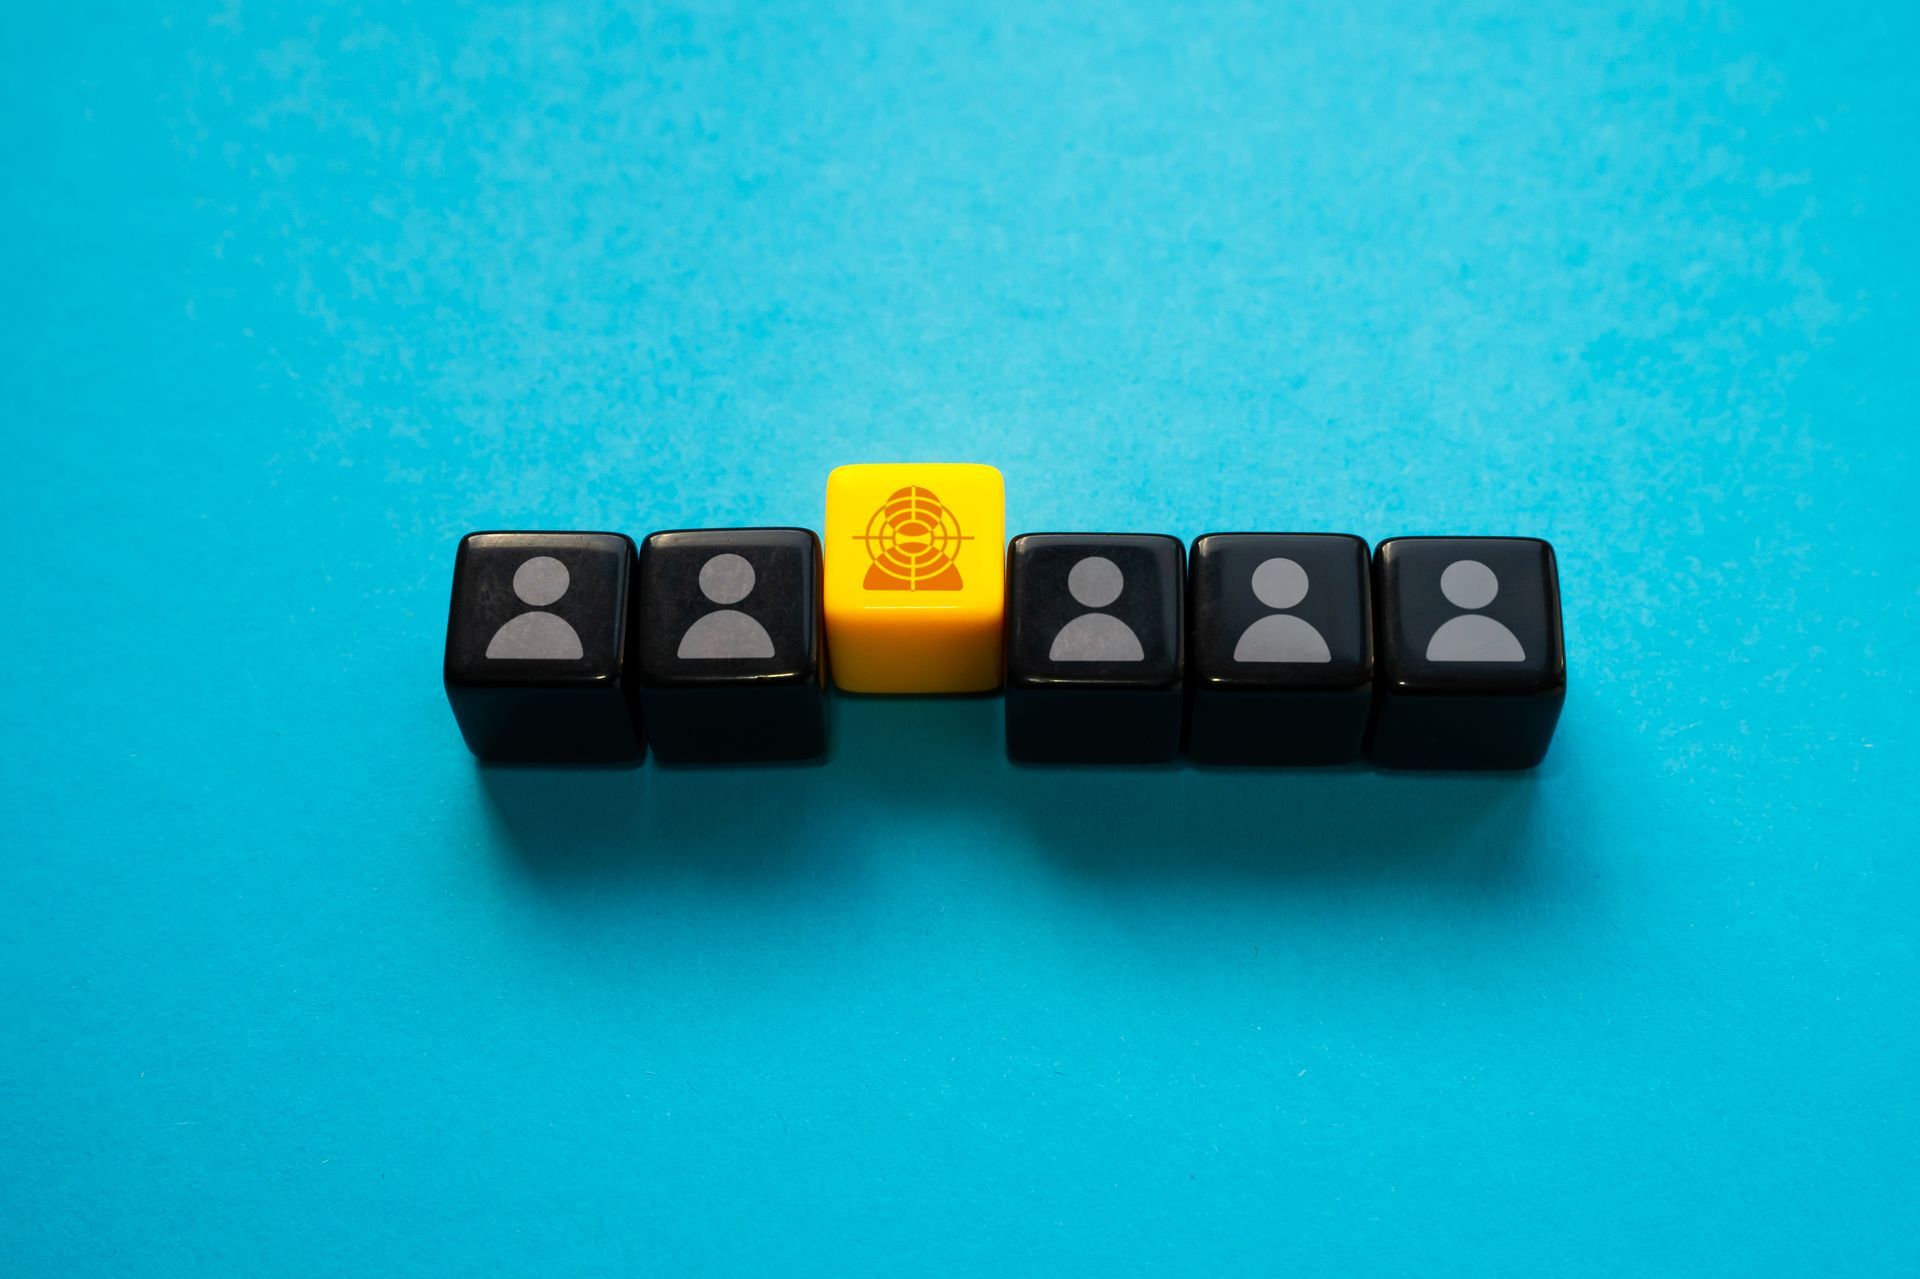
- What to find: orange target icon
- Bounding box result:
[856,485,971,590]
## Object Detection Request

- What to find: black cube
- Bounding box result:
[1187,533,1374,765]
[1369,536,1566,770]
[636,528,827,763]
[443,531,646,764]
[1005,533,1185,764]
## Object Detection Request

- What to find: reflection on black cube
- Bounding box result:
[1187,533,1373,765]
[636,528,826,763]
[443,531,645,764]
[1005,533,1185,764]
[1369,537,1566,770]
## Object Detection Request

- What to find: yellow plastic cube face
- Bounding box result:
[823,463,1006,693]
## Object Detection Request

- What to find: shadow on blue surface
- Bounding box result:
[478,692,1554,894]
[1005,763,1546,892]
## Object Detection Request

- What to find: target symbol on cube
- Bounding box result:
[856,486,970,590]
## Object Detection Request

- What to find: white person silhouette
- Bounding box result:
[485,556,585,659]
[1426,559,1526,661]
[1049,556,1145,661]
[677,553,776,659]
[1233,557,1331,663]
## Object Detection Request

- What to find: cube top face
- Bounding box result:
[1375,537,1565,695]
[444,532,633,687]
[823,463,1006,692]
[1190,533,1373,694]
[1007,534,1185,690]
[636,528,821,689]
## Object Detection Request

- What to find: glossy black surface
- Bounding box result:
[443,531,645,764]
[1187,533,1373,765]
[1368,536,1566,770]
[636,528,826,763]
[1005,533,1185,763]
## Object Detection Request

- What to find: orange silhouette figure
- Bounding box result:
[856,486,970,590]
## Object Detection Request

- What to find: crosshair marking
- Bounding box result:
[855,486,971,590]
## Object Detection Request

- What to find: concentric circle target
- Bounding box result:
[859,486,968,586]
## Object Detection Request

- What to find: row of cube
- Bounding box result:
[443,527,1564,769]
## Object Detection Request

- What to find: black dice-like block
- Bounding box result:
[1369,537,1566,770]
[1005,534,1185,764]
[635,528,826,763]
[443,531,645,764]
[1187,533,1374,765]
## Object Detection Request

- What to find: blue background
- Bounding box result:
[3,2,1914,1274]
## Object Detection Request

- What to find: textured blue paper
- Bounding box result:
[2,3,1914,1274]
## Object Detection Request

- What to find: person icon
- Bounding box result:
[677,553,776,659]
[486,555,585,659]
[1048,556,1145,661]
[1426,559,1526,661]
[1232,557,1331,662]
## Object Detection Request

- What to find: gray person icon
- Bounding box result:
[1426,559,1526,661]
[1048,556,1145,662]
[485,555,586,659]
[1233,557,1332,663]
[677,553,776,659]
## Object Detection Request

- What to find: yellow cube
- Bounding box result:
[823,462,1006,693]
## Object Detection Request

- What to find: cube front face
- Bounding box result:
[822,463,1005,693]
[635,528,826,762]
[443,531,644,763]
[1370,537,1566,769]
[1188,533,1374,765]
[1005,533,1185,763]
